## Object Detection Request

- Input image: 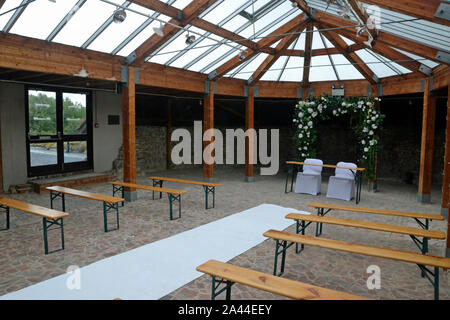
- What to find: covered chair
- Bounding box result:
[326,162,357,201]
[294,158,323,195]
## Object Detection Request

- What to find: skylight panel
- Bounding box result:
[188,45,238,73]
[330,54,365,80]
[0,0,23,30]
[148,28,190,65]
[230,52,269,80]
[202,0,250,25]
[244,0,272,14]
[52,0,123,47]
[355,49,397,78]
[260,56,288,81]
[172,0,193,10]
[311,27,325,50]
[88,3,152,54]
[309,56,337,81]
[279,56,304,82]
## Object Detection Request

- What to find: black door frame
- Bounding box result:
[25,85,93,177]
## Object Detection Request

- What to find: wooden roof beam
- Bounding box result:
[319,26,378,84]
[208,14,307,80]
[249,24,307,86]
[360,0,450,27]
[302,21,313,88]
[129,0,217,67]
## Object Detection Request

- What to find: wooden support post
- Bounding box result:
[245,86,255,182]
[166,99,172,170]
[122,66,137,201]
[203,82,214,180]
[418,78,436,203]
[442,85,450,219]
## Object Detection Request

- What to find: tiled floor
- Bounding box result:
[0,167,448,300]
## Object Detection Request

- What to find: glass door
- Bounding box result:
[26,87,92,177]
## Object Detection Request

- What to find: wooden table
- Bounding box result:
[285,161,366,204]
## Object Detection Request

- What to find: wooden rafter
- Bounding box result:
[249,24,307,86]
[0,1,5,11]
[315,10,447,64]
[302,21,313,87]
[347,0,378,39]
[284,43,367,57]
[360,0,450,27]
[209,15,308,80]
[319,27,378,84]
[130,0,217,67]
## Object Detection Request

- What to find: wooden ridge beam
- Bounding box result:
[319,27,378,84]
[129,0,217,67]
[209,14,307,80]
[249,24,306,85]
[360,0,450,27]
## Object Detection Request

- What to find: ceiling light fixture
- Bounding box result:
[113,7,127,24]
[153,22,164,37]
[363,34,374,48]
[185,32,196,45]
[238,51,247,61]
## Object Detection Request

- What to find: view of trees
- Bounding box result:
[28,91,87,135]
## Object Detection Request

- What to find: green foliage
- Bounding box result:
[28,93,86,135]
[292,94,385,180]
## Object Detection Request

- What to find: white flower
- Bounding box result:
[371,116,376,121]
[310,101,315,106]
[369,140,375,146]
[312,112,318,118]
[361,140,366,145]
[299,134,303,138]
[363,127,368,133]
[303,146,308,150]
[307,121,313,127]
[342,102,346,107]
[372,111,376,115]
[332,110,337,115]
[302,153,306,157]
[306,132,310,137]
[298,112,304,118]
[298,124,303,129]
[308,108,313,113]
[372,124,377,129]
[369,130,374,135]
[364,147,369,152]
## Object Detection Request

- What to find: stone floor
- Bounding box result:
[0,166,449,300]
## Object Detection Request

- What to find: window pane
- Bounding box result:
[64,141,87,164]
[28,90,57,135]
[30,143,57,167]
[63,93,87,135]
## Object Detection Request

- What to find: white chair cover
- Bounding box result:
[326,162,357,201]
[294,158,323,195]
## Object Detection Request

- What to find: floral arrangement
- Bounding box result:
[293,94,385,180]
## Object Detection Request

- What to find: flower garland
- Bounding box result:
[293,94,385,180]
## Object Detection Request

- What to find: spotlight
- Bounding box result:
[113,8,127,24]
[153,22,164,37]
[238,51,246,61]
[185,32,196,45]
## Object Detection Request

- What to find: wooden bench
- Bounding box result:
[285,161,366,204]
[0,197,68,254]
[46,186,124,232]
[264,229,450,300]
[286,213,445,254]
[108,181,187,220]
[196,259,369,300]
[148,176,221,209]
[308,202,444,236]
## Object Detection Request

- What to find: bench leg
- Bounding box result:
[152,180,163,200]
[417,265,439,300]
[112,185,125,207]
[204,186,215,210]
[273,240,294,277]
[355,171,362,204]
[103,202,119,232]
[295,220,306,254]
[0,205,9,231]
[168,194,181,220]
[42,217,65,255]
[50,191,65,212]
[211,276,234,300]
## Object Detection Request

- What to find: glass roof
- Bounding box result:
[0,0,447,84]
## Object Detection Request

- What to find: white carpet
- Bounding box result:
[1,204,310,300]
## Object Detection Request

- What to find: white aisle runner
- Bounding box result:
[1,204,310,300]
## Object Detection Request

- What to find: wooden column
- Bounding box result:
[245,86,255,182]
[418,78,436,203]
[442,84,450,219]
[122,66,137,201]
[203,81,214,180]
[166,99,172,170]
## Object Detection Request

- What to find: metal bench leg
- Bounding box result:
[273,240,293,276]
[295,220,306,254]
[355,171,362,204]
[112,185,125,207]
[0,205,9,231]
[152,180,163,200]
[211,276,234,300]
[204,186,215,209]
[42,217,65,255]
[284,165,292,193]
[50,191,65,212]
[103,202,119,232]
[417,265,440,300]
[168,194,181,220]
